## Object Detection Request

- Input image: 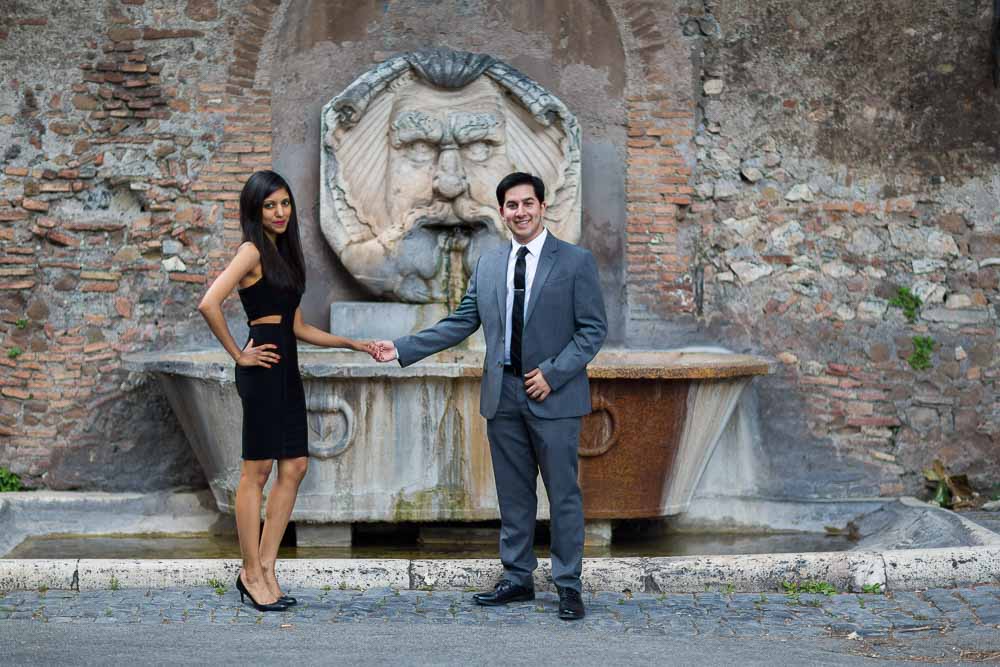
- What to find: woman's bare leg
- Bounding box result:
[235,459,279,604]
[259,456,309,598]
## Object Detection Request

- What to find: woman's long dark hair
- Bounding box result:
[239,170,306,294]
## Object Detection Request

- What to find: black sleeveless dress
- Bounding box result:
[235,275,308,460]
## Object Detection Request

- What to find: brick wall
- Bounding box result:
[1,0,997,497]
[0,0,282,489]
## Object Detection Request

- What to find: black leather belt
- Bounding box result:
[503,364,520,376]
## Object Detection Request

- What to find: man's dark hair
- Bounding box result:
[496,172,545,207]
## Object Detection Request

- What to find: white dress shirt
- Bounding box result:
[504,228,548,364]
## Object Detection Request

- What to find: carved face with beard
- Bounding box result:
[321,50,582,304]
[381,78,512,302]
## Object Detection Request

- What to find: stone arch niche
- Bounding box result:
[265,0,627,340]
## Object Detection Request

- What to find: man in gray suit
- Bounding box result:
[374,172,607,620]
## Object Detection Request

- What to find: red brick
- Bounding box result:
[168,272,206,283]
[46,231,81,247]
[1,387,31,400]
[80,281,120,292]
[108,28,142,41]
[845,416,901,427]
[115,298,133,318]
[142,28,204,40]
[21,199,49,212]
[0,209,29,221]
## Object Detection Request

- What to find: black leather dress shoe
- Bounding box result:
[557,587,586,620]
[472,579,535,606]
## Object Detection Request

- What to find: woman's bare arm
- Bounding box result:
[292,308,373,353]
[197,244,278,366]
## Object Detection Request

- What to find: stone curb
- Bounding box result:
[2,546,998,593]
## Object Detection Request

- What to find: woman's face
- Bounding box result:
[261,188,292,238]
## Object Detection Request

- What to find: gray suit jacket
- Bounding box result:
[394,233,608,420]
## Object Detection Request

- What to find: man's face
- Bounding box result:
[500,183,546,245]
[382,77,513,301]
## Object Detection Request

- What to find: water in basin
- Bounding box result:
[5,522,855,560]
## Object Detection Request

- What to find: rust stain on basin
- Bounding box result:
[580,379,688,519]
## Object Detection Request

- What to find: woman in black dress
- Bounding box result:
[198,170,374,611]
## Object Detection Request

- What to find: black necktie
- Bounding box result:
[510,246,529,376]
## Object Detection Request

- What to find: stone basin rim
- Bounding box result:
[122,348,774,381]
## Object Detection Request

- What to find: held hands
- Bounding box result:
[354,340,380,358]
[371,340,397,363]
[237,338,280,368]
[524,368,551,402]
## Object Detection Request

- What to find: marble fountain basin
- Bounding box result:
[123,348,771,525]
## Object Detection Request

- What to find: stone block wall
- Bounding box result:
[0,0,997,497]
[670,0,1000,496]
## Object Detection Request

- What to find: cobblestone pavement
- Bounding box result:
[2,586,1000,663]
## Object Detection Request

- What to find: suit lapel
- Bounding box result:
[494,244,511,331]
[524,233,558,326]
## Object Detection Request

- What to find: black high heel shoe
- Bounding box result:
[235,574,289,612]
[279,594,297,606]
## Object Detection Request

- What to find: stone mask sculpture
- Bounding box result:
[321,49,581,304]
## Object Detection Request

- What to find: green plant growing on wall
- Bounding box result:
[6,347,22,360]
[14,318,28,329]
[889,287,922,322]
[0,468,24,492]
[908,336,935,371]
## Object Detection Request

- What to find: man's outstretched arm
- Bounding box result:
[374,258,484,366]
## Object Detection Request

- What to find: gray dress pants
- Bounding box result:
[486,370,584,592]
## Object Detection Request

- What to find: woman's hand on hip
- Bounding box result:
[236,338,280,368]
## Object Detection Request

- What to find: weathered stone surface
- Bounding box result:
[729,260,773,284]
[769,221,804,250]
[821,261,856,278]
[644,552,884,594]
[740,165,763,182]
[913,259,947,274]
[161,240,183,256]
[857,299,887,321]
[912,280,946,305]
[0,559,77,591]
[161,256,186,272]
[712,179,740,199]
[703,78,724,95]
[320,48,581,304]
[944,293,973,309]
[921,308,991,324]
[882,547,1000,591]
[784,184,813,202]
[722,216,760,238]
[847,228,882,255]
[890,225,959,257]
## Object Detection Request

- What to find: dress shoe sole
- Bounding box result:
[558,609,585,620]
[472,592,535,606]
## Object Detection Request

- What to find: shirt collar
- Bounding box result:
[512,228,548,257]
